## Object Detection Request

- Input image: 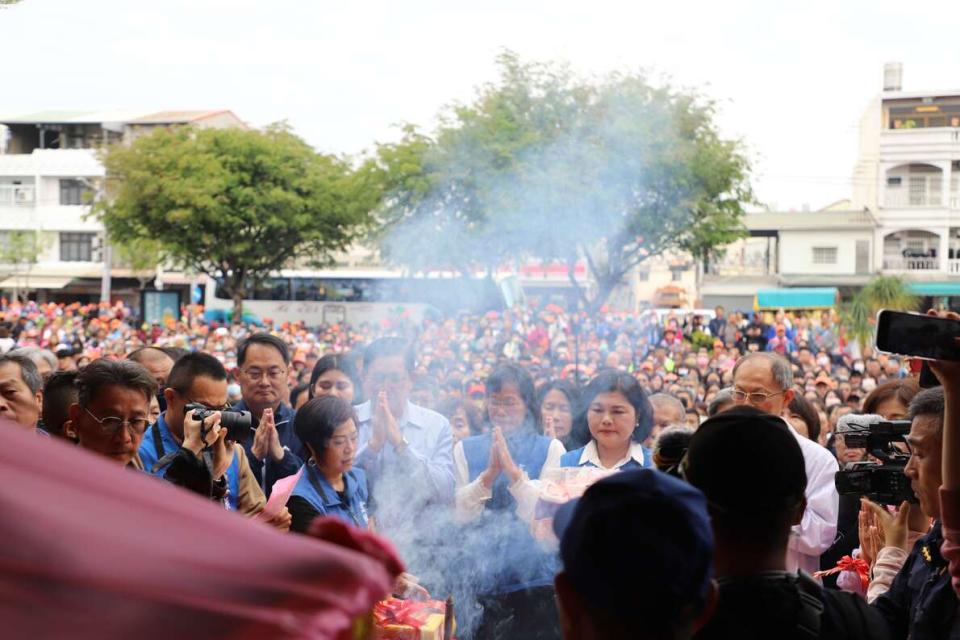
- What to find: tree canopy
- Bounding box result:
[98,125,374,317]
[366,52,753,311]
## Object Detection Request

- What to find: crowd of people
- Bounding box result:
[4,295,960,639]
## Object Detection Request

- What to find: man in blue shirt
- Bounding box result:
[138,352,290,529]
[355,337,455,533]
[231,333,304,495]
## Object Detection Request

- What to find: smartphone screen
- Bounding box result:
[875,310,960,361]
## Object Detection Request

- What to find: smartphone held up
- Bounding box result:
[875,309,960,362]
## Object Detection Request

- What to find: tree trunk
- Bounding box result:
[232,293,244,324]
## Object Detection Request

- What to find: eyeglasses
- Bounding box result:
[242,367,286,381]
[732,388,785,404]
[83,407,150,435]
[489,398,522,409]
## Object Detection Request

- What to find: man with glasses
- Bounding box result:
[731,351,839,575]
[138,352,288,528]
[355,337,455,532]
[232,333,305,496]
[66,359,155,467]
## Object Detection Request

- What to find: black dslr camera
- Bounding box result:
[184,402,253,443]
[834,414,915,506]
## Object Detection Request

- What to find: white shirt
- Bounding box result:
[575,440,645,470]
[453,438,566,524]
[784,420,840,575]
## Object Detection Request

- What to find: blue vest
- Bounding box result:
[560,443,650,470]
[459,425,556,594]
[137,414,241,511]
[291,464,370,529]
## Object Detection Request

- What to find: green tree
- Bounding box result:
[97,125,373,319]
[0,230,46,302]
[842,275,918,350]
[368,52,752,311]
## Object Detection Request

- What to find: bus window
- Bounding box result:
[252,278,291,301]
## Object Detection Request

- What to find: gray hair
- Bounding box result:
[76,359,157,407]
[732,352,794,391]
[14,347,58,375]
[707,387,735,417]
[908,386,944,436]
[648,393,686,418]
[0,352,42,394]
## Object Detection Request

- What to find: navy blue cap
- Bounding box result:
[554,469,714,619]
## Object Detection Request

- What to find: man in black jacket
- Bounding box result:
[871,386,960,639]
[685,407,890,640]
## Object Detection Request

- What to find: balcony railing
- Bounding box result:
[949,259,960,275]
[884,185,942,207]
[0,186,35,207]
[883,256,939,271]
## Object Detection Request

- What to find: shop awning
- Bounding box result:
[908,282,960,297]
[0,275,73,290]
[755,287,838,310]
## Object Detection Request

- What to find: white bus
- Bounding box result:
[203,269,520,326]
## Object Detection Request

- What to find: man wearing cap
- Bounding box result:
[731,352,839,575]
[553,469,716,640]
[685,407,888,639]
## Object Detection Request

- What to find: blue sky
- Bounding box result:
[2,0,959,210]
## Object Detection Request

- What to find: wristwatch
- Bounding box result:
[393,437,410,454]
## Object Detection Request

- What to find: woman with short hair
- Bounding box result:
[288,396,368,533]
[561,369,654,471]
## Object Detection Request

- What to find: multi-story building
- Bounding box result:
[0,110,244,310]
[852,64,960,290]
[701,64,960,312]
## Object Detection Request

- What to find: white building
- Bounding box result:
[701,64,960,311]
[852,64,960,287]
[0,110,245,307]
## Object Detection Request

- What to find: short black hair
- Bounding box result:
[908,386,945,435]
[363,337,415,373]
[166,352,228,394]
[76,359,156,407]
[237,333,290,367]
[42,370,79,436]
[0,352,42,394]
[684,406,807,550]
[308,353,361,399]
[290,382,311,409]
[787,393,821,442]
[572,369,654,446]
[295,395,357,458]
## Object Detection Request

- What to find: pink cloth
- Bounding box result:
[0,421,398,639]
[940,486,960,597]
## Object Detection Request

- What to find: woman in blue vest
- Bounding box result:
[561,369,654,471]
[453,363,565,640]
[288,395,369,533]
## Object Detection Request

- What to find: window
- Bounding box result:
[59,179,87,206]
[812,247,838,265]
[59,232,94,262]
[638,271,650,282]
[671,269,683,281]
[887,176,902,187]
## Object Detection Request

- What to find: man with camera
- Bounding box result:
[138,352,290,530]
[868,379,959,637]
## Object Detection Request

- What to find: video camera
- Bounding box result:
[834,413,916,506]
[184,402,253,443]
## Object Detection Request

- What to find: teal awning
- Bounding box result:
[908,282,960,297]
[756,287,838,310]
